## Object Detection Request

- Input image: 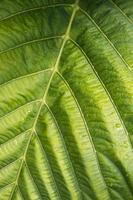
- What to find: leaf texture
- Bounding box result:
[0,0,133,199]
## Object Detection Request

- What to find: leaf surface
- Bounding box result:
[0,0,133,199]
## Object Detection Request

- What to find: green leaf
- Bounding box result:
[0,0,133,199]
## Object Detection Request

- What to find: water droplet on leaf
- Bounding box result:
[115,123,121,128]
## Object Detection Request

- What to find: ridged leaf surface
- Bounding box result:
[0,0,133,199]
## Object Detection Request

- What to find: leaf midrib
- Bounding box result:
[0,3,131,73]
[2,1,131,199]
[8,1,80,199]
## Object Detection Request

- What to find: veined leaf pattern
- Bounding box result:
[0,0,133,199]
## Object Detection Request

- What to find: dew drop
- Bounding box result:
[115,123,121,128]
